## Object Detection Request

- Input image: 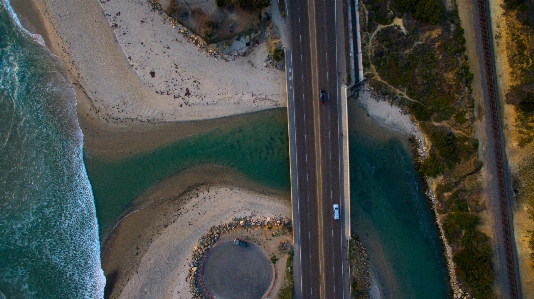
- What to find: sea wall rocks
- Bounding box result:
[186,215,292,298]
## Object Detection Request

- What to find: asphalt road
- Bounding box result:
[286,0,347,298]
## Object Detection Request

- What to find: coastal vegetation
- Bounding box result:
[278,0,287,18]
[499,0,534,265]
[359,0,494,296]
[226,0,270,10]
[278,249,294,299]
[156,0,270,44]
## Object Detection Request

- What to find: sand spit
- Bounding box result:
[101,166,291,299]
[21,0,286,126]
[117,186,290,299]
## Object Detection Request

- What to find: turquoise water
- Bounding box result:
[84,109,290,235]
[349,112,449,298]
[0,1,104,298]
[0,0,449,296]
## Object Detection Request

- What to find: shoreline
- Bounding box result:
[352,85,425,299]
[357,85,425,142]
[14,0,286,123]
[11,0,288,160]
[101,165,291,298]
[8,0,457,298]
[8,2,294,298]
[355,83,460,298]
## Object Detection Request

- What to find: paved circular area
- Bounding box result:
[202,240,274,299]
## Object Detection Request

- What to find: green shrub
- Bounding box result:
[453,198,469,212]
[366,0,395,25]
[413,0,443,25]
[434,105,456,122]
[420,152,443,177]
[456,136,479,161]
[393,0,415,15]
[273,48,284,62]
[278,286,294,299]
[408,101,433,121]
[428,128,459,168]
[453,230,494,298]
[504,0,526,9]
[232,0,270,10]
[443,212,479,242]
[454,112,467,124]
[278,249,294,299]
[519,92,534,114]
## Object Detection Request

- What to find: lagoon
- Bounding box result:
[348,101,449,298]
[84,109,291,236]
[85,100,450,297]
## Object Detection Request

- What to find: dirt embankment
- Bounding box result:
[488,0,534,296]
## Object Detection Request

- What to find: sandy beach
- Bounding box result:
[11,0,288,160]
[8,0,437,297]
[21,0,286,123]
[9,1,292,298]
[357,86,424,142]
[100,166,291,298]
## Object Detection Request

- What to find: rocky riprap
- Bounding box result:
[264,53,285,71]
[349,234,371,298]
[186,215,292,299]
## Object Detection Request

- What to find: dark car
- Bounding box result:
[233,239,247,247]
[320,90,327,104]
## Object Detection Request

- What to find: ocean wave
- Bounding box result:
[0,1,105,298]
[3,0,46,47]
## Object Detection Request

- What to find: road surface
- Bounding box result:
[286,0,349,297]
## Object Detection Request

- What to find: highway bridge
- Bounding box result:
[285,0,352,297]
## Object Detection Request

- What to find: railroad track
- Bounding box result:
[476,0,520,297]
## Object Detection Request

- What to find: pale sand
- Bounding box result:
[10,0,425,297]
[15,0,287,155]
[101,166,291,298]
[357,86,424,141]
[12,0,288,161]
[120,187,290,299]
[39,0,285,124]
[10,1,291,298]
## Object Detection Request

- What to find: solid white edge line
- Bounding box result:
[289,48,304,299]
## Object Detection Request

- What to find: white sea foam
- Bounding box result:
[4,0,46,47]
[0,1,106,297]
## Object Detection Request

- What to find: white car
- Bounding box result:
[333,204,339,220]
